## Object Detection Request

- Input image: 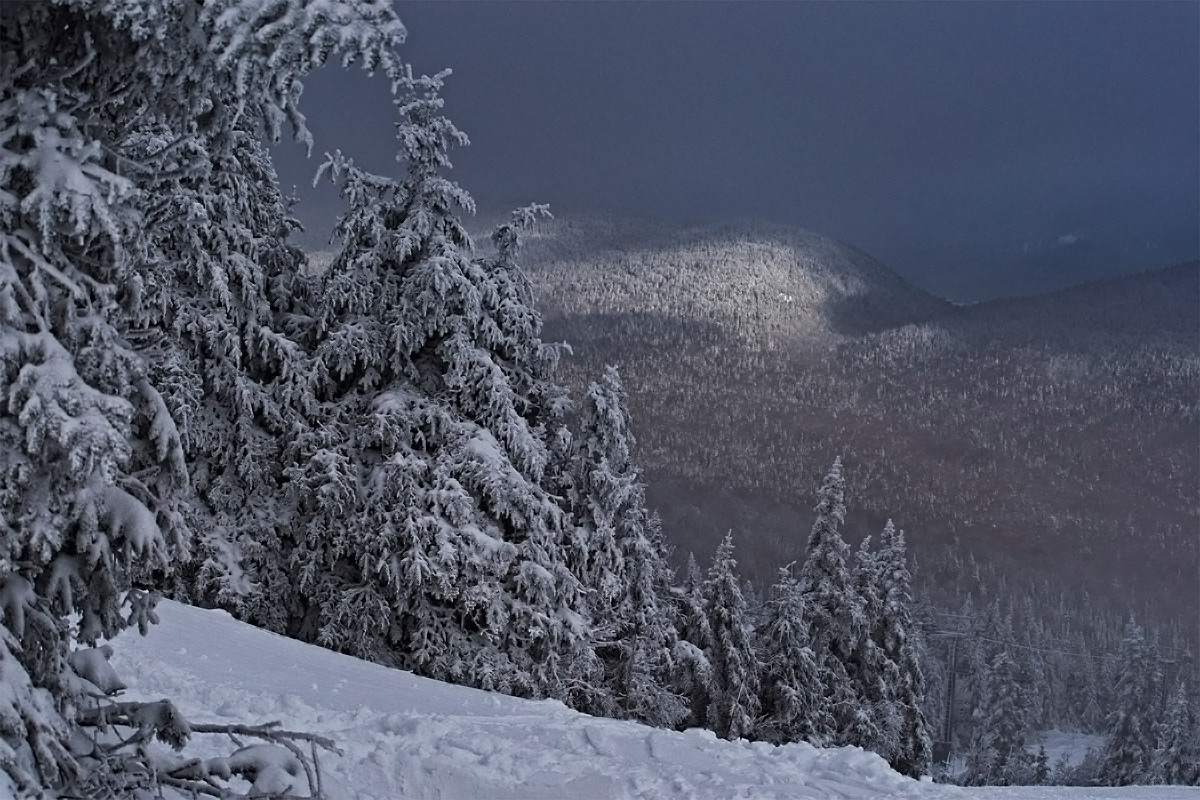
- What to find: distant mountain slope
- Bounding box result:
[520,215,950,346]
[845,261,1198,614]
[940,260,1199,347]
[518,215,1197,625]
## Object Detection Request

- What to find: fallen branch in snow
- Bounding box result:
[74,698,341,799]
[189,720,341,751]
[188,720,342,798]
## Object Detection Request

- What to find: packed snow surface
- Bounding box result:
[111,602,1196,800]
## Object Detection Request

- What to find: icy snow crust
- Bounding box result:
[112,602,1195,800]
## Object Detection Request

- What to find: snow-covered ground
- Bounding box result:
[111,602,1195,800]
[963,792,1197,800]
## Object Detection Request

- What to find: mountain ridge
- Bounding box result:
[513,215,1197,626]
[519,214,951,345]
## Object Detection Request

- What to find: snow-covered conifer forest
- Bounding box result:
[1,2,1195,797]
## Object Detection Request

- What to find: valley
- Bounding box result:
[510,214,1198,627]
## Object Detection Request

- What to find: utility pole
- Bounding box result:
[944,634,958,746]
[930,630,966,766]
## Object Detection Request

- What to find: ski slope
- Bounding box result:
[110,602,1196,800]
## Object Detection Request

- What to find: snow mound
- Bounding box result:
[111,602,1194,800]
[111,602,918,799]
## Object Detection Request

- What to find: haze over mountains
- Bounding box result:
[502,214,1198,627]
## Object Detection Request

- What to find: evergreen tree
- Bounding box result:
[1079,650,1106,733]
[283,68,591,699]
[1099,618,1161,786]
[798,457,861,745]
[1018,604,1051,730]
[757,564,823,744]
[107,0,403,621]
[1050,750,1073,785]
[0,48,188,791]
[849,534,887,752]
[1152,680,1199,785]
[963,650,1029,786]
[704,533,760,740]
[673,552,715,730]
[572,366,630,611]
[1033,743,1050,785]
[573,366,684,726]
[617,512,688,727]
[680,552,712,649]
[0,0,404,793]
[1063,638,1102,733]
[130,123,315,620]
[873,521,933,777]
[742,578,766,629]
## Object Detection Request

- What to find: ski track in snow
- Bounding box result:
[110,602,1198,800]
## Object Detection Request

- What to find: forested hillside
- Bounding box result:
[511,215,1198,628]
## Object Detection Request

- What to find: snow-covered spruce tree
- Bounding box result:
[1153,679,1199,785]
[703,533,760,740]
[286,69,593,699]
[0,0,405,794]
[1049,750,1073,785]
[962,650,1028,786]
[570,366,627,615]
[0,49,187,794]
[611,511,687,726]
[757,564,823,745]
[128,124,315,618]
[798,457,863,745]
[113,4,405,623]
[848,535,887,753]
[1032,743,1050,785]
[1098,618,1161,786]
[872,521,933,777]
[742,578,765,629]
[1067,645,1105,734]
[4,0,403,622]
[573,366,685,726]
[1014,600,1051,730]
[673,552,716,730]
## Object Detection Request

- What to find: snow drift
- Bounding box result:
[106,601,1194,800]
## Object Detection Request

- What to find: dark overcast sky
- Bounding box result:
[272,1,1200,301]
